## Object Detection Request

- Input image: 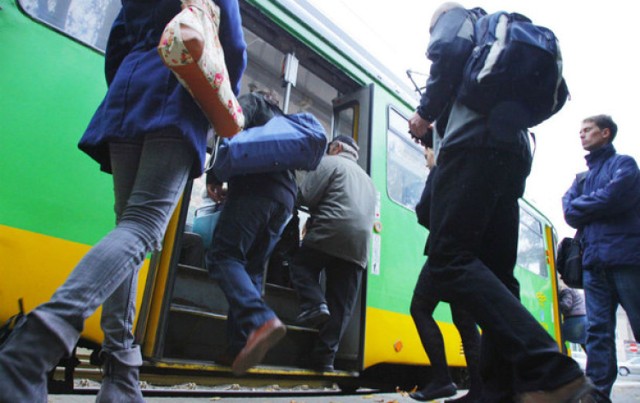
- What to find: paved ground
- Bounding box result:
[48,378,640,402]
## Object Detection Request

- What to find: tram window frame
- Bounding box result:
[333,102,358,141]
[18,0,121,53]
[516,207,548,278]
[386,106,428,210]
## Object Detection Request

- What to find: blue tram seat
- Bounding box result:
[192,204,222,250]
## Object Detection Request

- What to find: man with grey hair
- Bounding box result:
[289,135,376,372]
[408,3,592,402]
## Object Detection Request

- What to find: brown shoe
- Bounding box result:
[519,375,595,403]
[231,318,286,375]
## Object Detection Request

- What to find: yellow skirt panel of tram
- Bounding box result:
[0,225,150,345]
[364,306,468,369]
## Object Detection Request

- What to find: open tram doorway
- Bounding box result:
[137,1,374,376]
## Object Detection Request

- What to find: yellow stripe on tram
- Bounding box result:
[364,306,468,369]
[0,224,150,346]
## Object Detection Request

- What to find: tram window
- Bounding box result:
[386,108,428,210]
[516,208,548,277]
[19,0,121,52]
[241,29,337,130]
[334,104,357,139]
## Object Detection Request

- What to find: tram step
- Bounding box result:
[173,264,306,323]
[164,303,319,366]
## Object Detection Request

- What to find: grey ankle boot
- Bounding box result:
[0,314,71,403]
[95,348,145,403]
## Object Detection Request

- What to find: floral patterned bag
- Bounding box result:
[158,0,244,138]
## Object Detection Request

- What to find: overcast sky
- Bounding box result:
[306,0,640,239]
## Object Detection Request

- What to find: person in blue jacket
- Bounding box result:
[0,1,246,401]
[408,3,591,402]
[563,114,640,402]
[205,90,296,376]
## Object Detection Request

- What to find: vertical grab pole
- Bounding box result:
[281,52,299,114]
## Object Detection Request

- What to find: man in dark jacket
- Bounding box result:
[563,114,640,402]
[206,90,296,376]
[408,3,591,401]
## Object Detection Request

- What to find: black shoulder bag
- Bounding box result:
[556,173,587,289]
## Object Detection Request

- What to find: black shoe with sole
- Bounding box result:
[295,304,330,327]
[410,382,457,401]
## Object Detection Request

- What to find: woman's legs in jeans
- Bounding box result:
[0,129,193,400]
[99,139,144,366]
[34,129,193,366]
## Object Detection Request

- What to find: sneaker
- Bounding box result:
[295,304,330,327]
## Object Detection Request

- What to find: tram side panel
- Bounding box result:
[0,0,152,346]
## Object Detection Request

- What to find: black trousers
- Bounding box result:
[289,245,363,365]
[412,261,482,393]
[427,148,582,399]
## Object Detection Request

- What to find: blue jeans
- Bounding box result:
[33,130,193,362]
[584,265,640,398]
[206,194,290,355]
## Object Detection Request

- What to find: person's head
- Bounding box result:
[328,135,359,159]
[252,88,280,108]
[430,2,465,32]
[580,114,617,152]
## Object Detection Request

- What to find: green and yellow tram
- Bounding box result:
[0,0,564,391]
